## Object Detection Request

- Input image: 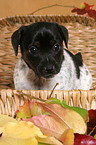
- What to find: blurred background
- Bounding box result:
[0,0,96,18]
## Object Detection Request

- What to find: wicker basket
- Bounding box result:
[0,15,96,116]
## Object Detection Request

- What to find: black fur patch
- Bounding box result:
[65,49,83,79]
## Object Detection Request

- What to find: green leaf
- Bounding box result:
[62,99,67,105]
[81,3,85,9]
[61,101,88,123]
[38,143,50,145]
[45,98,61,105]
[94,134,96,139]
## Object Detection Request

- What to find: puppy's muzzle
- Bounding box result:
[37,56,60,78]
[43,65,55,78]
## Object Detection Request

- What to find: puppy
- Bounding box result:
[11,22,92,90]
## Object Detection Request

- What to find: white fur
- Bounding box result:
[14,50,92,90]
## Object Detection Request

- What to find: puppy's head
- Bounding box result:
[11,22,68,78]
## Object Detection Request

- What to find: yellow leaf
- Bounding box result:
[37,136,63,145]
[0,114,17,127]
[0,115,63,145]
[0,136,38,145]
[0,127,4,134]
[0,120,40,145]
[4,121,43,138]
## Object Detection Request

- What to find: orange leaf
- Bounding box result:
[59,129,74,145]
[16,100,32,118]
[16,100,49,119]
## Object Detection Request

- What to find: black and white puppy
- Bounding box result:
[11,22,92,90]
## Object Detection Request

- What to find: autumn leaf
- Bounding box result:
[16,98,88,123]
[71,2,96,20]
[74,133,96,145]
[16,99,95,144]
[0,135,38,145]
[0,114,17,127]
[0,121,39,145]
[23,102,86,140]
[0,114,63,145]
[87,110,96,137]
[59,129,74,145]
[45,98,88,122]
[37,103,87,134]
[38,143,49,145]
[16,100,49,119]
[88,110,96,122]
[37,135,63,145]
[16,100,32,118]
[23,115,67,138]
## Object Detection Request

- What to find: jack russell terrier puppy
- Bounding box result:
[11,22,92,90]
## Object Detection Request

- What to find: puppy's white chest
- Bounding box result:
[14,50,92,90]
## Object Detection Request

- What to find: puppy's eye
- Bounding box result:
[28,47,38,55]
[53,43,60,52]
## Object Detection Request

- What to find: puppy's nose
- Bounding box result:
[44,65,54,73]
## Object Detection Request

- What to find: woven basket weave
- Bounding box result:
[0,15,96,116]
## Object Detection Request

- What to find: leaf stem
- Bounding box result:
[48,83,59,99]
[17,91,46,102]
[16,83,59,102]
[29,4,76,15]
[88,125,96,136]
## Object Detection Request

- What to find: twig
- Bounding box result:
[30,4,76,15]
[17,91,46,102]
[88,125,96,136]
[48,83,59,99]
[17,83,59,102]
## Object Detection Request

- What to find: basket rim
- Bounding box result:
[0,89,96,115]
[0,88,96,92]
[0,14,96,20]
[0,14,96,27]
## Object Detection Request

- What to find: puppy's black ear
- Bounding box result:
[11,26,24,56]
[54,23,68,48]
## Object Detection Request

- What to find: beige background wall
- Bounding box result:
[0,0,96,18]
